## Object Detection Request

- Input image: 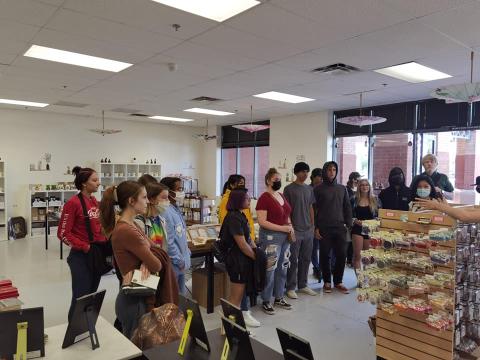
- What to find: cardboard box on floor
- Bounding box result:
[192,264,230,308]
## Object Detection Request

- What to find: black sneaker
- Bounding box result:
[262,302,275,315]
[274,298,292,310]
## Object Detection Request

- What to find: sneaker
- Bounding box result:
[262,302,275,315]
[323,283,332,293]
[298,287,317,296]
[274,298,292,310]
[335,283,350,294]
[286,290,298,299]
[242,311,261,328]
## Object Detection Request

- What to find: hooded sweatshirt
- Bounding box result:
[378,167,410,211]
[314,161,352,229]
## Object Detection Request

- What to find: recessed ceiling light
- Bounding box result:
[253,91,315,103]
[184,108,234,116]
[374,62,451,83]
[149,115,194,122]
[0,98,49,108]
[151,0,260,22]
[24,45,132,72]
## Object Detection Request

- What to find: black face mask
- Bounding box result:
[272,181,282,191]
[390,174,404,186]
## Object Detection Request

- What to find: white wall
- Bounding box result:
[198,125,221,199]
[0,108,204,219]
[269,111,333,182]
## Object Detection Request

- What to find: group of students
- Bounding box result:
[58,153,454,338]
[58,166,191,338]
[218,153,455,328]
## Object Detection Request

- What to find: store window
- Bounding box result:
[220,146,269,198]
[372,133,414,191]
[221,148,237,191]
[336,136,369,186]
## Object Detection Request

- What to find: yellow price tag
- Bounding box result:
[16,322,28,360]
[178,309,193,356]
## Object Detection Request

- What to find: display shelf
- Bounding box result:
[359,209,457,360]
[0,160,6,241]
[29,190,78,237]
[99,162,161,197]
[181,196,215,225]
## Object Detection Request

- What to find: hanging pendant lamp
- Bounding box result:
[336,93,386,126]
[232,105,270,133]
[431,51,480,103]
[89,111,122,136]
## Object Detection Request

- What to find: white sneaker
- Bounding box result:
[298,287,317,296]
[242,311,261,328]
[286,290,298,299]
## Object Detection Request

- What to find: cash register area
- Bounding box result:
[0,237,375,358]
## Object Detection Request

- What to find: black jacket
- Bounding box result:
[378,167,410,211]
[314,161,353,229]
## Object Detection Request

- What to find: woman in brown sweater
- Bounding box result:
[100,181,162,338]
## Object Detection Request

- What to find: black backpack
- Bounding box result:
[212,222,232,263]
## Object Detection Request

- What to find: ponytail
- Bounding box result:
[100,180,144,235]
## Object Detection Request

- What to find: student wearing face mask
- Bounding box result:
[256,168,293,315]
[378,167,411,211]
[160,177,191,294]
[409,175,441,212]
[135,182,170,251]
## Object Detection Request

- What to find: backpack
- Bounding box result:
[212,222,233,263]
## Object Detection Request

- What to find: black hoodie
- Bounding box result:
[378,167,410,211]
[313,161,353,229]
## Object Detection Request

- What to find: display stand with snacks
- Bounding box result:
[357,209,458,360]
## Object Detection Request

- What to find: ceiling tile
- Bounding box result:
[62,0,217,40]
[0,0,58,27]
[383,0,474,18]
[190,25,302,62]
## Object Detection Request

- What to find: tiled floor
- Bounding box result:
[0,236,377,359]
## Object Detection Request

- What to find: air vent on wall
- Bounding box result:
[53,101,89,108]
[111,107,141,114]
[311,63,360,75]
[191,96,223,102]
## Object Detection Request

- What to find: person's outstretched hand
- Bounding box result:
[414,197,446,211]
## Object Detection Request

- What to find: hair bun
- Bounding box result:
[72,166,82,176]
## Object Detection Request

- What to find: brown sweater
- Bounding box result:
[111,221,161,276]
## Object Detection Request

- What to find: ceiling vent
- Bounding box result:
[191,96,223,103]
[129,113,150,117]
[53,101,89,108]
[311,63,360,76]
[111,107,141,114]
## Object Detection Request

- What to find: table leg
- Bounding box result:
[206,252,214,314]
[60,241,63,260]
[45,218,48,250]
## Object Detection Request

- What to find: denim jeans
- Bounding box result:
[311,237,320,271]
[259,228,290,303]
[173,266,186,295]
[67,250,101,322]
[115,289,146,339]
[241,295,249,311]
[319,227,347,285]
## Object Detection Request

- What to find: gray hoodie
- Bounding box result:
[313,161,353,229]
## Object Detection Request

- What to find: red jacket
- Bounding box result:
[58,194,107,252]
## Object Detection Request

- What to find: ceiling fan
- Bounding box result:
[89,110,122,136]
[193,118,217,141]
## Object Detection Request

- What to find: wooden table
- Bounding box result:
[189,240,215,314]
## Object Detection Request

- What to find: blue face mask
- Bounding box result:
[416,188,431,198]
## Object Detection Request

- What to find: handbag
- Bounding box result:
[287,230,296,244]
[78,194,113,276]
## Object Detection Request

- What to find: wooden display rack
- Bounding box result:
[375,209,456,360]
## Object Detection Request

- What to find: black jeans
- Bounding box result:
[67,249,102,321]
[319,227,347,285]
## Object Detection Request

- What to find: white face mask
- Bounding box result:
[174,191,185,200]
[156,201,170,212]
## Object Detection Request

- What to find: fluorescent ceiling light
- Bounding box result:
[24,45,132,72]
[184,108,234,116]
[0,98,48,108]
[151,0,260,22]
[374,62,451,83]
[149,115,194,122]
[253,91,315,103]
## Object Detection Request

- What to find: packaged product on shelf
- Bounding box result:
[429,228,454,241]
[430,249,454,265]
[427,311,453,331]
[361,219,381,234]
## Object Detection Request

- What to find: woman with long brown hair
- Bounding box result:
[100,181,163,338]
[351,179,380,270]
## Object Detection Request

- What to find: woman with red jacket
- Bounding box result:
[58,166,107,321]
